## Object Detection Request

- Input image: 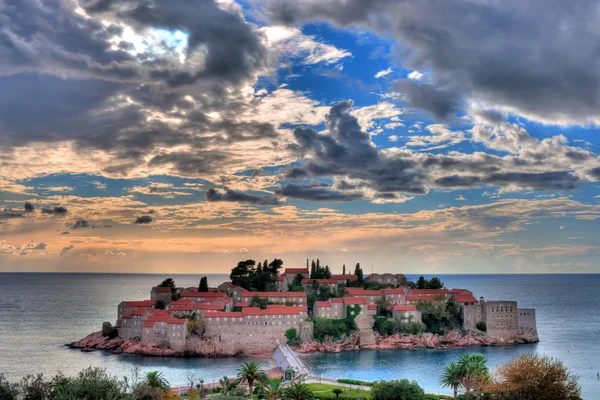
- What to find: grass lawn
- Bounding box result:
[306,383,372,399]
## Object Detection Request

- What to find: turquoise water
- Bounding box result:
[0,273,599,398]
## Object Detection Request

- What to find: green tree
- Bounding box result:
[230,260,256,289]
[19,373,52,400]
[143,371,170,391]
[332,388,343,400]
[354,263,364,282]
[250,296,269,309]
[158,278,176,290]
[440,362,462,399]
[486,354,581,400]
[284,382,314,400]
[342,264,346,275]
[51,367,128,400]
[426,277,444,289]
[237,362,265,399]
[0,374,18,400]
[261,378,286,400]
[416,276,426,289]
[285,327,299,344]
[199,276,209,292]
[371,379,425,400]
[456,354,489,400]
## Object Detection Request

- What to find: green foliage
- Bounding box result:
[0,374,17,400]
[285,382,314,400]
[312,317,357,342]
[373,317,424,336]
[155,299,168,310]
[19,373,52,400]
[230,259,283,291]
[51,367,129,400]
[354,263,364,282]
[337,379,373,386]
[416,276,444,289]
[198,276,209,292]
[250,296,269,309]
[293,273,305,287]
[237,361,265,399]
[439,361,462,399]
[310,259,332,279]
[371,379,425,400]
[417,298,463,335]
[143,371,170,390]
[285,327,299,344]
[345,304,362,320]
[475,321,487,333]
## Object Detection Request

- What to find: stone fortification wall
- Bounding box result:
[518,308,537,331]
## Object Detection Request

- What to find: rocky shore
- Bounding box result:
[293,329,539,354]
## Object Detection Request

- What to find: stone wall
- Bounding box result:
[463,299,521,340]
[518,308,537,331]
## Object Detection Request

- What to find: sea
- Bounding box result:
[0,273,599,398]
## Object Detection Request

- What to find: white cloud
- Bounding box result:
[560,225,565,230]
[389,135,399,142]
[408,71,424,81]
[374,67,393,78]
[43,186,73,193]
[351,102,404,134]
[455,195,467,201]
[92,181,107,190]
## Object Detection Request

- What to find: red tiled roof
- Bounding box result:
[181,291,229,298]
[367,304,377,311]
[149,309,170,315]
[122,312,132,318]
[330,298,344,304]
[450,288,473,295]
[171,305,194,311]
[167,319,187,325]
[146,315,175,323]
[132,307,147,316]
[452,294,478,304]
[171,299,194,305]
[285,268,309,274]
[123,300,156,307]
[315,301,332,308]
[301,279,338,284]
[382,288,406,294]
[152,286,172,292]
[343,297,367,305]
[393,305,417,311]
[204,312,244,318]
[241,291,307,298]
[346,288,381,296]
[406,294,446,302]
[234,301,250,307]
[243,306,307,315]
[142,322,154,327]
[330,275,359,281]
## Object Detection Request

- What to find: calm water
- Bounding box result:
[0,273,599,398]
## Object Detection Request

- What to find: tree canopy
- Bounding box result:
[230,259,283,291]
[198,276,209,292]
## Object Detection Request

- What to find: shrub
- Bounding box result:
[51,367,128,400]
[337,379,372,386]
[0,374,18,400]
[285,327,300,344]
[373,317,424,337]
[371,379,425,400]
[312,317,357,342]
[475,321,487,332]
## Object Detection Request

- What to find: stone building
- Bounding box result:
[330,274,359,283]
[518,308,537,331]
[217,282,249,301]
[150,286,173,301]
[117,300,156,321]
[382,288,406,304]
[301,278,339,293]
[141,315,187,351]
[365,273,406,285]
[392,305,421,320]
[180,290,231,304]
[345,288,382,304]
[283,268,310,287]
[275,275,287,292]
[462,297,529,340]
[240,291,307,305]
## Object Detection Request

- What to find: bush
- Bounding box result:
[52,367,128,400]
[0,374,18,400]
[371,379,425,400]
[373,317,424,337]
[312,317,357,342]
[337,379,372,386]
[475,321,487,332]
[285,327,300,344]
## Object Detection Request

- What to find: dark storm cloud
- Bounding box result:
[41,206,68,215]
[277,183,363,202]
[286,100,593,198]
[268,0,600,124]
[393,80,460,121]
[134,215,153,224]
[205,188,281,205]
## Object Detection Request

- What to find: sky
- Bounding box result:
[1,0,600,274]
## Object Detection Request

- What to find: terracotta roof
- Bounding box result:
[393,305,417,311]
[123,300,156,307]
[181,291,229,298]
[122,312,132,318]
[366,273,381,278]
[315,301,332,308]
[142,322,154,327]
[343,297,367,305]
[243,306,307,315]
[450,288,473,294]
[234,301,250,307]
[301,278,338,284]
[241,291,307,298]
[204,312,244,318]
[171,305,194,311]
[152,286,173,292]
[167,319,187,325]
[382,288,406,294]
[406,294,446,302]
[346,288,381,296]
[285,268,309,274]
[149,309,170,315]
[194,303,225,311]
[330,298,344,304]
[367,304,377,311]
[146,315,175,323]
[171,299,194,305]
[132,307,147,316]
[330,275,359,281]
[452,294,478,304]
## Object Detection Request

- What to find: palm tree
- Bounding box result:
[237,362,265,398]
[332,388,343,400]
[284,382,314,400]
[143,371,170,391]
[440,361,462,399]
[220,375,230,395]
[457,354,489,400]
[261,378,286,400]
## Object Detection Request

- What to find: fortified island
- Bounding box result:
[70,261,539,358]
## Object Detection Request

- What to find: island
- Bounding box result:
[69,259,539,357]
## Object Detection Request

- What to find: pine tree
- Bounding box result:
[342,264,346,275]
[310,260,316,278]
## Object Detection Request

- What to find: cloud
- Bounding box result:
[407,71,423,81]
[60,245,74,256]
[128,183,192,198]
[393,80,460,121]
[268,0,600,125]
[389,135,399,142]
[205,188,281,205]
[67,219,90,230]
[278,182,364,202]
[41,206,68,215]
[455,195,467,201]
[43,186,73,193]
[374,67,393,78]
[0,240,47,256]
[92,181,107,190]
[134,215,153,224]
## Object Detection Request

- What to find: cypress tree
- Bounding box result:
[342,264,346,275]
